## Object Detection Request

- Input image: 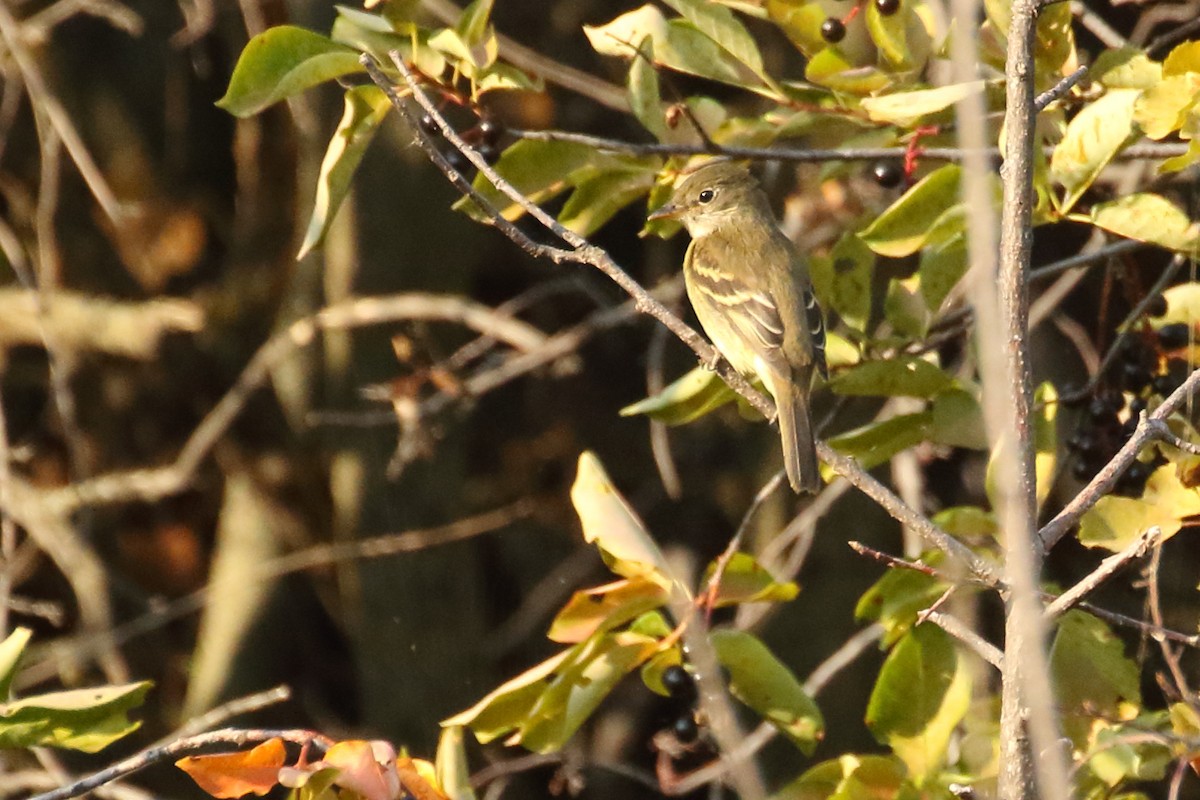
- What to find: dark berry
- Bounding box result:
[871,161,904,188]
[1145,294,1168,317]
[662,665,696,700]
[418,114,440,136]
[1157,322,1192,350]
[874,0,901,15]
[478,143,500,165]
[673,715,700,743]
[820,17,846,43]
[1071,458,1094,481]
[445,149,471,173]
[1088,393,1121,422]
[1067,431,1098,456]
[1153,373,1182,396]
[477,117,504,145]
[1119,362,1152,392]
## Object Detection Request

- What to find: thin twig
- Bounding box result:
[158,685,293,744]
[1044,527,1162,618]
[1028,239,1145,282]
[701,471,786,617]
[26,729,332,800]
[925,611,1004,669]
[1035,65,1089,112]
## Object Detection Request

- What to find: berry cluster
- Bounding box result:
[660,664,703,745]
[418,112,504,174]
[1065,312,1190,495]
[819,0,901,45]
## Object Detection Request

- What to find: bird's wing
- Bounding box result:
[687,241,786,355]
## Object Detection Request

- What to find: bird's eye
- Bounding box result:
[698,189,715,204]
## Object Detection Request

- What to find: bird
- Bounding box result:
[649,160,827,493]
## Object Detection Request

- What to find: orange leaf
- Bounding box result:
[395,757,448,800]
[176,738,286,798]
[321,740,399,800]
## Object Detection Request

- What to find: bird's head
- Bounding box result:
[648,160,766,237]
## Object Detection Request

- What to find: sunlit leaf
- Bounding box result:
[829,357,952,399]
[1051,611,1140,747]
[805,48,893,95]
[662,0,769,83]
[1133,73,1200,140]
[515,631,659,752]
[1084,193,1200,254]
[0,681,152,752]
[855,556,949,646]
[711,629,824,753]
[558,163,659,235]
[217,27,363,117]
[866,624,971,784]
[826,412,933,472]
[702,552,799,607]
[455,139,598,222]
[177,738,287,798]
[1092,47,1162,90]
[861,82,984,127]
[454,0,493,47]
[930,389,987,450]
[779,753,911,799]
[1164,40,1200,76]
[0,628,31,699]
[442,650,571,742]
[628,36,667,139]
[810,233,873,333]
[1033,2,1076,87]
[570,452,675,584]
[1078,465,1200,550]
[917,236,968,313]
[859,165,963,258]
[1050,89,1139,214]
[319,741,400,800]
[1032,382,1058,511]
[620,366,738,424]
[547,577,669,644]
[434,728,475,800]
[298,85,391,259]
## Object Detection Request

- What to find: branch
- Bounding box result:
[26,729,331,800]
[1039,366,1200,551]
[366,52,1002,586]
[1043,526,1162,618]
[925,610,1004,669]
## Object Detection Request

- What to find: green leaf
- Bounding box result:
[640,647,684,697]
[1050,611,1141,747]
[0,681,152,752]
[455,139,599,222]
[859,165,963,258]
[454,0,494,47]
[0,628,30,699]
[570,452,676,585]
[930,389,987,450]
[931,505,997,540]
[515,631,659,752]
[662,0,769,82]
[917,236,968,313]
[1159,137,1200,174]
[474,63,543,94]
[764,0,829,57]
[861,81,984,127]
[865,624,971,784]
[805,48,893,95]
[826,412,933,471]
[779,754,912,800]
[1084,193,1200,253]
[702,552,799,607]
[1084,720,1172,788]
[810,233,874,333]
[711,629,824,753]
[1133,74,1200,139]
[864,0,911,68]
[620,366,739,424]
[829,358,952,398]
[435,727,478,800]
[1092,47,1162,90]
[884,278,930,338]
[217,27,363,117]
[1050,89,1140,214]
[298,86,391,260]
[1078,464,1200,551]
[628,36,667,139]
[1033,3,1076,88]
[442,650,571,742]
[547,577,669,644]
[558,164,659,235]
[855,558,948,646]
[1033,382,1058,511]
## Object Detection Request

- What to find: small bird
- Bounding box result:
[649,161,827,493]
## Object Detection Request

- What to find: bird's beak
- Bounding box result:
[648,202,681,221]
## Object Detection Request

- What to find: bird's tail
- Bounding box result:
[773,373,820,494]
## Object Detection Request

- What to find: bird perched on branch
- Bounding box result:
[649,161,827,493]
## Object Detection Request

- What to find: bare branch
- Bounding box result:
[925,610,1004,669]
[1044,527,1162,618]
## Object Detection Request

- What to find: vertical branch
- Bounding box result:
[994,2,1071,798]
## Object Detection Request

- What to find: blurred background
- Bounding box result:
[0,1,1198,798]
